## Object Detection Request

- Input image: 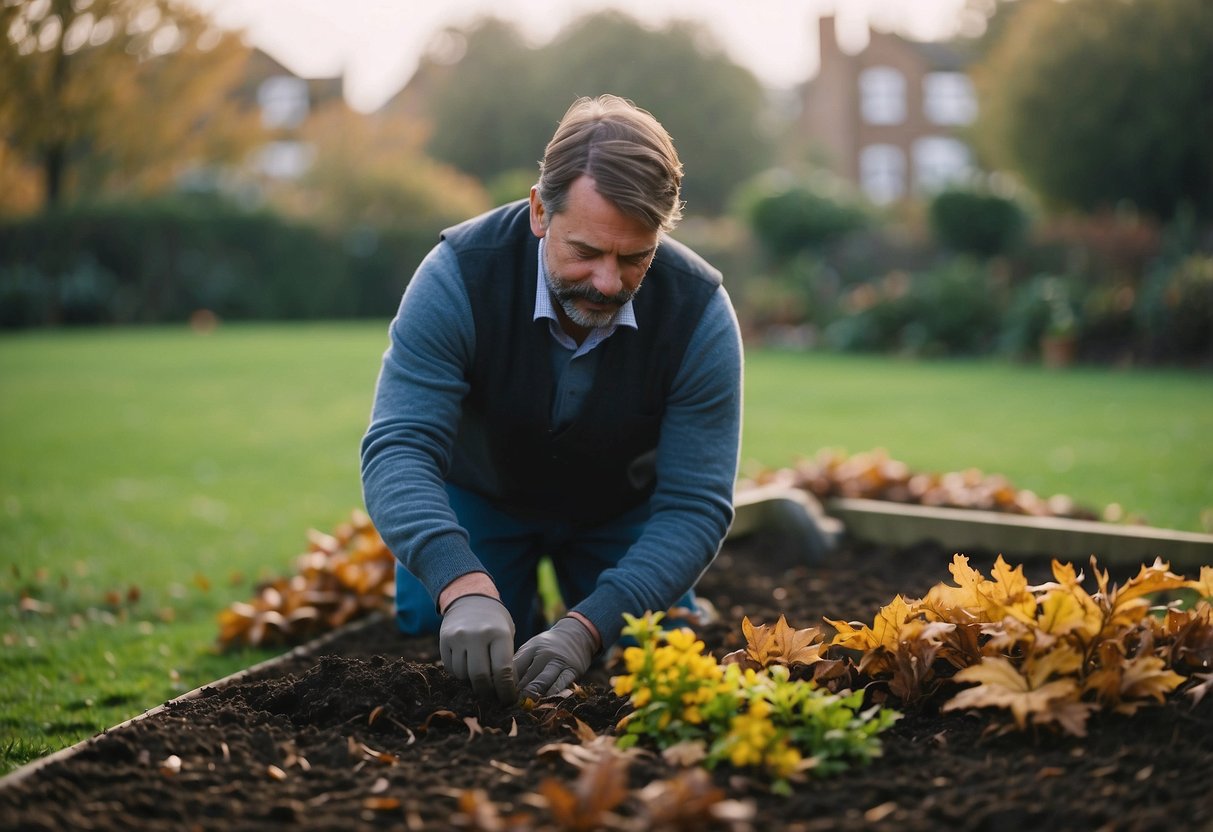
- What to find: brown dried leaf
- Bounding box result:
[420,709,460,732]
[537,755,628,831]
[740,614,826,668]
[1185,672,1213,707]
[637,768,754,829]
[351,740,398,766]
[660,740,708,767]
[943,655,1093,736]
[489,760,527,777]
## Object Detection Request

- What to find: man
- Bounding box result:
[361,95,742,704]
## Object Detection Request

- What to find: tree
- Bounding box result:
[0,0,262,211]
[272,101,491,232]
[971,0,1213,220]
[417,17,550,192]
[543,12,774,215]
[419,11,776,215]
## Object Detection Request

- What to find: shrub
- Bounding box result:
[0,195,437,327]
[999,274,1081,359]
[929,188,1028,258]
[738,174,870,262]
[825,260,1003,356]
[1136,254,1213,364]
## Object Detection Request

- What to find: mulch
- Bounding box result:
[2,533,1211,831]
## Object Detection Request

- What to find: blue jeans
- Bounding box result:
[395,483,697,647]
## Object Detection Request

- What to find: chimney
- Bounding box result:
[818,15,839,60]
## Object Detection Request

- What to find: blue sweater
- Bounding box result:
[361,238,743,646]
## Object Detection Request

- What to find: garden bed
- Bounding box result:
[2,534,1210,831]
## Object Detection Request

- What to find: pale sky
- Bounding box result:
[187,0,973,112]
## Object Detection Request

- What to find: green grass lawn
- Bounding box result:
[2,323,1211,774]
[739,351,1213,532]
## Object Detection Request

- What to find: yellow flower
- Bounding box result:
[665,628,702,653]
[623,646,647,673]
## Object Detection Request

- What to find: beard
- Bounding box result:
[543,267,639,330]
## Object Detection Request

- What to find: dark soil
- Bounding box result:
[3,535,1211,831]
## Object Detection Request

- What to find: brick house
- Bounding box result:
[796,15,978,204]
[235,49,345,180]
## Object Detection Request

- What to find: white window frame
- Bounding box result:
[912,136,972,193]
[860,144,906,204]
[859,66,906,125]
[923,72,977,125]
[257,76,310,130]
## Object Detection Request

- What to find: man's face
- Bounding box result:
[529,176,659,333]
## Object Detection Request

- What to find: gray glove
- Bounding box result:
[439,595,516,704]
[512,616,598,699]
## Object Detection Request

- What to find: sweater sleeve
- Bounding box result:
[360,242,487,604]
[570,285,744,646]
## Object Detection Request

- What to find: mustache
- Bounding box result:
[551,281,636,307]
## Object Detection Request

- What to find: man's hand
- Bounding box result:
[439,595,516,704]
[512,616,598,699]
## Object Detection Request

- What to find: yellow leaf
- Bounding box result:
[945,656,1085,732]
[1036,586,1101,641]
[1188,566,1213,599]
[1024,645,1083,689]
[1117,654,1185,704]
[987,555,1036,622]
[870,596,916,650]
[825,616,878,651]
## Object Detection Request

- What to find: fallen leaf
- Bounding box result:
[660,740,708,767]
[864,802,898,822]
[489,760,526,777]
[420,709,460,732]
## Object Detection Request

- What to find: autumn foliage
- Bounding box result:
[746,448,1103,521]
[217,510,395,649]
[809,555,1213,736]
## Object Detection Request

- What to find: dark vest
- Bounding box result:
[441,200,721,527]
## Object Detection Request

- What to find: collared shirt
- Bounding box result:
[533,237,638,359]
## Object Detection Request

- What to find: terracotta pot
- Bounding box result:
[1040,333,1076,368]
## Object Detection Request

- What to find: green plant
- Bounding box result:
[999,273,1080,357]
[611,612,898,793]
[1136,254,1213,363]
[738,174,870,262]
[824,260,1003,356]
[929,188,1028,258]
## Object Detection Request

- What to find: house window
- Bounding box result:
[258,76,309,130]
[913,137,972,192]
[859,66,906,125]
[923,72,977,125]
[860,144,906,204]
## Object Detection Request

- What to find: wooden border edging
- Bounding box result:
[0,611,388,792]
[824,497,1213,567]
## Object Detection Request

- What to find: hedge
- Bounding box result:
[0,196,439,328]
